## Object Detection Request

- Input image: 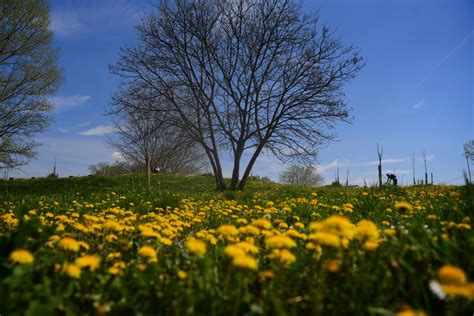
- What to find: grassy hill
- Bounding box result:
[0,174,473,315]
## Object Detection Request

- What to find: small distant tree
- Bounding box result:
[279,164,324,186]
[88,161,137,177]
[0,0,62,170]
[464,140,473,184]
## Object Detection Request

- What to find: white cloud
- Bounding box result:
[57,121,92,134]
[50,12,86,37]
[50,3,143,38]
[367,158,410,165]
[317,157,410,172]
[112,151,126,162]
[78,125,117,136]
[51,95,91,112]
[412,100,425,109]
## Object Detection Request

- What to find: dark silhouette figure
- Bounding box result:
[386,173,398,186]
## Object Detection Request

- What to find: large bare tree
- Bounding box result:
[111,0,363,190]
[0,0,62,170]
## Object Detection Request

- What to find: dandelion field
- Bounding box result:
[1,175,473,315]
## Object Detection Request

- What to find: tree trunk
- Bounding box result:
[467,156,472,184]
[378,163,382,188]
[145,153,151,191]
[237,144,265,190]
[230,147,244,190]
[210,149,227,190]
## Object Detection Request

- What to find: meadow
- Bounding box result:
[0,174,473,315]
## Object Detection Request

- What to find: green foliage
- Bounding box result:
[0,0,63,168]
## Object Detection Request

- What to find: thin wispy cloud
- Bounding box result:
[50,12,86,37]
[51,95,91,112]
[78,125,117,136]
[318,157,411,172]
[50,3,143,38]
[416,30,473,87]
[57,121,91,134]
[412,100,425,109]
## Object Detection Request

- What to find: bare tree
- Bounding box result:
[377,143,383,188]
[110,0,363,190]
[412,152,416,186]
[464,140,473,184]
[108,94,207,190]
[279,164,324,186]
[0,0,62,170]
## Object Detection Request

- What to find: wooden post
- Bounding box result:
[422,150,428,185]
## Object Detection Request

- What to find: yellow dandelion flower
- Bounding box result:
[137,263,147,271]
[186,237,206,256]
[294,222,304,229]
[232,254,258,270]
[159,237,173,246]
[64,263,81,278]
[106,234,118,242]
[75,255,101,271]
[438,265,466,285]
[395,308,427,316]
[9,249,34,265]
[268,249,296,265]
[265,235,297,249]
[236,218,248,225]
[107,267,121,275]
[177,270,188,280]
[309,231,341,247]
[251,219,272,229]
[363,240,379,251]
[384,228,397,236]
[138,246,157,260]
[239,225,260,235]
[394,201,413,213]
[322,215,355,239]
[234,241,259,254]
[225,244,246,258]
[58,237,80,252]
[216,224,239,236]
[278,222,289,229]
[325,260,340,273]
[258,270,274,279]
[354,220,380,241]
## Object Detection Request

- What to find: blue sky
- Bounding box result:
[11,0,473,185]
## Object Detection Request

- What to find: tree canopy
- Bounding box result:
[0,0,62,170]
